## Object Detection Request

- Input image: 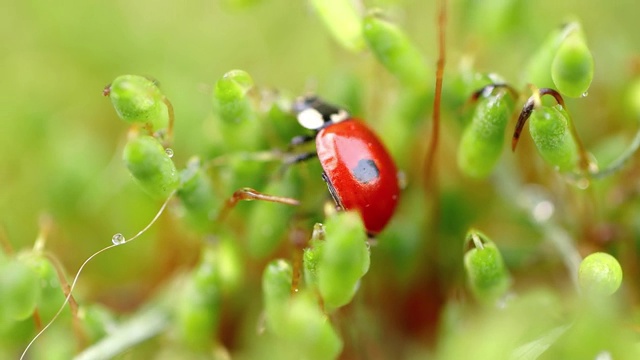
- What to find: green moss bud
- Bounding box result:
[107,75,169,131]
[363,12,429,90]
[524,22,581,89]
[0,258,40,321]
[277,292,343,360]
[212,70,263,152]
[318,212,369,311]
[458,89,514,178]
[20,254,66,321]
[176,158,220,232]
[212,69,254,124]
[579,252,623,296]
[463,230,511,304]
[123,135,179,199]
[529,104,579,172]
[262,259,293,333]
[552,32,594,98]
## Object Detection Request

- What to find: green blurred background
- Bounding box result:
[2,0,640,357]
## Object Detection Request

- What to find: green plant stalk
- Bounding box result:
[74,306,170,360]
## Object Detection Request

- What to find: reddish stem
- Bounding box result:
[424,0,447,185]
[216,188,299,223]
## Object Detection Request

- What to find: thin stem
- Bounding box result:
[0,222,13,255]
[33,214,54,253]
[215,187,299,223]
[586,125,640,179]
[43,252,87,350]
[423,0,446,185]
[162,96,175,145]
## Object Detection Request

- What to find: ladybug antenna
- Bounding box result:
[292,95,349,130]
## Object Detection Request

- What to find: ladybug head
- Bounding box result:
[292,95,350,131]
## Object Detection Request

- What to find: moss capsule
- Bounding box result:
[123,135,179,199]
[579,252,623,297]
[363,12,429,90]
[212,70,263,152]
[0,258,40,322]
[529,104,579,172]
[552,32,594,98]
[106,75,169,131]
[317,212,370,311]
[463,230,511,304]
[262,259,293,333]
[457,86,515,178]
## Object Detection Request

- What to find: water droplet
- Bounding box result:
[595,351,612,360]
[532,201,555,222]
[581,91,589,98]
[576,178,590,190]
[556,104,563,111]
[517,185,555,223]
[165,148,174,158]
[112,233,125,245]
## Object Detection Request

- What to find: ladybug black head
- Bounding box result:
[292,95,350,130]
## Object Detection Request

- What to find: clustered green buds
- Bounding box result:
[105,75,180,200]
[363,11,429,90]
[308,0,365,52]
[105,75,170,133]
[463,229,511,304]
[261,259,342,359]
[524,21,594,98]
[123,135,179,199]
[578,252,623,297]
[262,259,293,332]
[457,84,516,178]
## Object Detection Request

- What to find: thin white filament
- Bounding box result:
[20,191,175,360]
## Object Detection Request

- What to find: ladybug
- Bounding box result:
[292,96,400,236]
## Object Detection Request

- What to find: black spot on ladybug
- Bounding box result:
[351,159,379,184]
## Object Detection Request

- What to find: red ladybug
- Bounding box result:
[292,96,400,236]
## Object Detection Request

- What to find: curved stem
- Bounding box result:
[43,252,87,350]
[20,192,176,360]
[585,126,640,179]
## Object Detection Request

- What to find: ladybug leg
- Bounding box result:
[288,134,316,149]
[283,152,317,165]
[216,187,299,222]
[321,172,344,211]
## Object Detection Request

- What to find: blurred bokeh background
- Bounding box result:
[2,0,640,358]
